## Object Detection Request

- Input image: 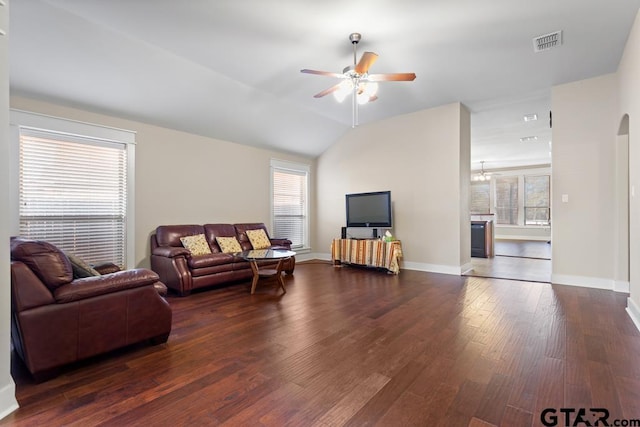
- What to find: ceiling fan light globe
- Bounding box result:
[364,82,379,96]
[333,80,353,103]
[357,91,371,105]
[333,90,348,103]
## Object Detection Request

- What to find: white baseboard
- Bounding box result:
[626,297,640,333]
[551,274,618,291]
[614,280,630,293]
[402,261,470,276]
[460,262,474,275]
[495,235,551,241]
[312,253,468,276]
[0,380,18,421]
[297,252,329,262]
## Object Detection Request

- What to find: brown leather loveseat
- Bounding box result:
[150,223,295,296]
[10,238,173,381]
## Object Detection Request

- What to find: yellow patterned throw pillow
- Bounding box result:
[216,236,242,253]
[180,234,211,256]
[246,228,271,249]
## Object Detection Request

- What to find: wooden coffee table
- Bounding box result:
[238,249,296,294]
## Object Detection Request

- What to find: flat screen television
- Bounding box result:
[346,191,392,227]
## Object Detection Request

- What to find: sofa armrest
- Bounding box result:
[270,238,292,248]
[53,269,162,303]
[93,262,121,275]
[152,246,190,258]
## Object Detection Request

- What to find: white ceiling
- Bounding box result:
[9,1,640,170]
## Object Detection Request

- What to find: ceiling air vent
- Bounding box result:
[533,30,563,52]
[520,136,538,142]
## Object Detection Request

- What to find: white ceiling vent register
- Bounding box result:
[533,30,563,52]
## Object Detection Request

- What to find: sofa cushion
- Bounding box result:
[10,239,73,290]
[234,223,270,251]
[216,236,242,254]
[203,224,237,253]
[156,225,205,247]
[246,229,271,249]
[66,253,101,278]
[187,253,235,269]
[180,234,212,256]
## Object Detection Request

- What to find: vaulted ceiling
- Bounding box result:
[10,1,640,169]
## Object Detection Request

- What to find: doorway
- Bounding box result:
[465,239,551,283]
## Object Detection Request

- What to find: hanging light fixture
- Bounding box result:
[473,161,492,181]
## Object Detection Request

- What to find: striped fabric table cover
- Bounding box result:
[330,239,403,274]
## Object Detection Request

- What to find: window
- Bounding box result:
[12,110,135,268]
[524,175,550,225]
[470,181,490,214]
[495,176,518,225]
[270,159,309,250]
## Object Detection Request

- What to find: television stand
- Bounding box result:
[340,227,379,240]
[330,238,402,274]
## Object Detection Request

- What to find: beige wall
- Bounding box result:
[618,9,640,327]
[551,73,618,288]
[0,0,19,418]
[316,103,471,274]
[9,97,316,269]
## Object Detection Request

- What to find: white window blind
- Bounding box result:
[271,160,309,249]
[19,130,128,267]
[470,181,491,214]
[495,176,518,225]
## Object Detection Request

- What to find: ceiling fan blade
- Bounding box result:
[313,83,343,98]
[301,69,343,78]
[367,73,417,82]
[355,52,378,74]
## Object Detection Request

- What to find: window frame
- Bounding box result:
[524,174,551,226]
[270,158,310,251]
[470,168,551,228]
[10,109,136,268]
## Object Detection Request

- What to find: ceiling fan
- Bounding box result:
[301,33,416,128]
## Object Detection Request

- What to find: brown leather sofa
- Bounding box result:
[150,223,295,296]
[10,238,172,381]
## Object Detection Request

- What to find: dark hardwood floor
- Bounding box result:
[3,262,639,426]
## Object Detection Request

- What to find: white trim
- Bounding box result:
[402,261,472,276]
[614,280,630,293]
[310,253,473,276]
[126,144,136,268]
[494,234,550,241]
[10,109,135,145]
[0,381,18,421]
[270,158,310,173]
[10,109,136,268]
[296,252,326,262]
[626,297,640,333]
[551,274,616,291]
[269,158,311,250]
[460,262,474,275]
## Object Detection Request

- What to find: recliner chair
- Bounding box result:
[10,238,172,381]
